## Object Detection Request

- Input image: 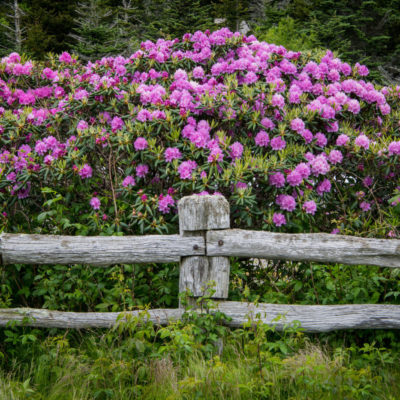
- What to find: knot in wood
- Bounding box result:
[193,244,199,250]
[218,240,224,246]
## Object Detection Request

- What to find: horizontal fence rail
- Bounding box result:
[0,233,205,265]
[0,194,400,333]
[207,229,400,268]
[1,303,400,333]
[2,230,399,268]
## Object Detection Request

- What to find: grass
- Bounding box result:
[1,319,400,400]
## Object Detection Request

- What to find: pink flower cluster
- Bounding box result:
[0,28,399,236]
[158,194,175,214]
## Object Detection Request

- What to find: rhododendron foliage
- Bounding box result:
[0,29,399,237]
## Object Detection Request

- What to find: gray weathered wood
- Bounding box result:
[0,307,183,328]
[178,195,230,232]
[179,256,230,298]
[216,302,400,332]
[207,229,400,268]
[1,302,400,332]
[178,195,231,300]
[0,233,205,265]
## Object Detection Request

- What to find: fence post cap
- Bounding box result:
[178,194,230,232]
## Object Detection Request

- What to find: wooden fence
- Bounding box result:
[1,194,400,333]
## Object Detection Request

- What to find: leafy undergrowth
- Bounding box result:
[1,304,400,400]
[1,259,400,399]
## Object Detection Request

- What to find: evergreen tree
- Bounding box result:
[259,0,400,83]
[70,0,119,60]
[248,0,264,23]
[26,0,77,57]
[0,0,26,54]
[24,22,53,58]
[307,0,400,82]
[114,0,141,55]
[212,0,249,32]
[144,0,215,39]
[255,15,317,51]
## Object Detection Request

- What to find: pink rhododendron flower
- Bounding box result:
[90,197,101,210]
[388,141,400,155]
[316,179,331,195]
[236,182,247,190]
[271,94,285,108]
[74,89,89,100]
[273,212,286,227]
[355,63,369,76]
[311,155,330,175]
[290,118,305,132]
[269,172,285,188]
[59,52,72,63]
[178,160,196,179]
[380,103,391,115]
[261,117,275,130]
[276,194,296,212]
[77,120,88,131]
[328,149,343,164]
[355,134,370,150]
[336,134,350,146]
[244,71,258,84]
[111,116,124,131]
[255,130,269,147]
[287,170,303,186]
[294,163,311,179]
[360,201,371,211]
[6,172,16,181]
[35,140,47,155]
[347,99,360,114]
[42,68,58,81]
[134,137,148,150]
[270,136,286,150]
[229,142,243,159]
[301,129,313,144]
[136,164,149,177]
[174,69,188,81]
[315,132,327,147]
[16,182,31,199]
[208,146,224,162]
[122,176,135,187]
[79,164,92,179]
[363,176,373,187]
[158,194,175,213]
[44,155,54,165]
[192,66,205,79]
[165,147,182,162]
[303,200,317,215]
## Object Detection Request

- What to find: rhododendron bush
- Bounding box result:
[0,28,399,237]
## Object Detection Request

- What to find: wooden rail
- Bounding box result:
[1,194,400,332]
[1,303,400,332]
[0,233,205,265]
[207,229,400,268]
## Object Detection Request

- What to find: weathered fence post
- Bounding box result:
[178,195,230,307]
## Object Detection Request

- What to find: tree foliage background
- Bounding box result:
[1,0,400,83]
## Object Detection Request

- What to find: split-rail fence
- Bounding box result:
[1,194,399,333]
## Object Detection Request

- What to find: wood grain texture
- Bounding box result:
[0,307,183,328]
[215,302,400,332]
[0,233,205,265]
[207,229,400,268]
[178,195,230,232]
[178,195,231,300]
[1,302,400,332]
[179,256,230,298]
